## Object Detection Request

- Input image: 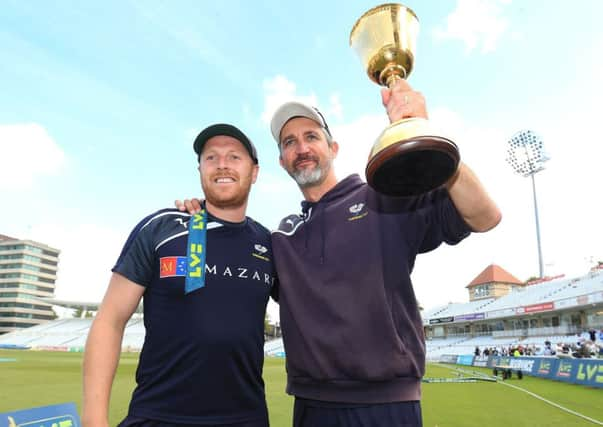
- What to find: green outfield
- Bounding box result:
[1,350,602,426]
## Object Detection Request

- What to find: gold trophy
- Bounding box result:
[350,3,460,197]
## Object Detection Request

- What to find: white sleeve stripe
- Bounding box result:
[155,231,188,251]
[154,222,223,251]
[141,211,191,230]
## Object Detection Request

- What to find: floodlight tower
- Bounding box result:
[505,130,549,278]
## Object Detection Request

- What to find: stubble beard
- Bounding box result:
[202,174,252,210]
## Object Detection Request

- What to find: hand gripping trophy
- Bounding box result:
[350,3,460,197]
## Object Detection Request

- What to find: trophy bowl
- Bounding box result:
[350,3,460,197]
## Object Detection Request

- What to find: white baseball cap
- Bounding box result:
[270,101,331,143]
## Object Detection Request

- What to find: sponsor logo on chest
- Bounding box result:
[159,256,187,277]
[252,244,270,261]
[347,202,368,221]
[159,257,274,286]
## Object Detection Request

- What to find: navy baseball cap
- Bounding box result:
[193,124,258,164]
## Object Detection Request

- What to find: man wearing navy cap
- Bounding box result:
[83,124,277,427]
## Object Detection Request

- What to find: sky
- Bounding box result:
[1,0,602,322]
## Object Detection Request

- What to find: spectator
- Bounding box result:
[543,340,554,356]
[573,342,591,358]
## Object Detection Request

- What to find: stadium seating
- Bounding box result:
[0,270,600,360]
[264,337,285,356]
[0,317,145,351]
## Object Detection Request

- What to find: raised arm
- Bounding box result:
[445,162,501,232]
[82,273,145,427]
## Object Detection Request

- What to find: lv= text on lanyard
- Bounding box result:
[185,208,207,294]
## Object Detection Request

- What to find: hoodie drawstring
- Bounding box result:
[300,202,326,265]
[319,204,325,264]
[301,202,311,254]
[295,175,365,267]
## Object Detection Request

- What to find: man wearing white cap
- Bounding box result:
[268,79,501,426]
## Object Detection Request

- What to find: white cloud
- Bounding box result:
[261,74,374,181]
[249,169,302,229]
[261,75,319,125]
[25,222,126,303]
[330,114,388,180]
[261,75,346,127]
[331,106,508,187]
[185,127,200,141]
[258,74,602,313]
[411,105,602,306]
[0,123,66,190]
[327,93,344,121]
[433,0,510,54]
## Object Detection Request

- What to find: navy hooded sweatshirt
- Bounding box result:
[271,174,471,404]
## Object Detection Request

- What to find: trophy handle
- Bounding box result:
[379,64,406,87]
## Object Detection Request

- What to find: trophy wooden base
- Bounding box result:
[366,135,460,197]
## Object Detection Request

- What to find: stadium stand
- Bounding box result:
[264,338,285,356]
[422,298,496,319]
[0,264,600,361]
[0,317,145,351]
[473,277,570,313]
[423,266,603,359]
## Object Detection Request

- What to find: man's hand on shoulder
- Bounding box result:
[175,198,202,214]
